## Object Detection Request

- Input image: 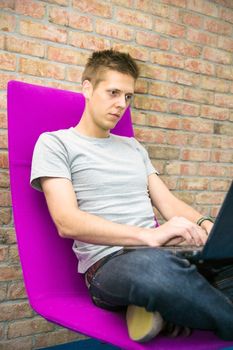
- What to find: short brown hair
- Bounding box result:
[82,49,139,88]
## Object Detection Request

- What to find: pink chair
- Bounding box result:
[7,80,233,350]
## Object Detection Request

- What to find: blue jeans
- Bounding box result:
[86,248,233,340]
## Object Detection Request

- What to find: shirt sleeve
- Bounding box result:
[133,138,159,176]
[30,132,71,192]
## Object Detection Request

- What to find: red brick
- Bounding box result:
[203,47,231,65]
[96,19,134,41]
[204,18,232,36]
[134,95,167,112]
[115,8,152,29]
[136,31,169,50]
[168,101,199,117]
[135,0,169,17]
[211,150,233,163]
[15,0,45,19]
[160,175,177,190]
[112,0,134,6]
[165,162,197,176]
[201,76,230,93]
[154,19,185,38]
[45,0,68,4]
[66,66,83,84]
[7,281,27,300]
[5,36,45,57]
[199,164,227,177]
[0,52,16,71]
[0,228,16,244]
[181,118,213,133]
[216,66,233,81]
[0,130,8,148]
[113,43,148,62]
[187,28,217,47]
[182,12,203,29]
[0,337,33,350]
[19,57,65,80]
[148,114,181,130]
[0,208,11,225]
[72,0,112,18]
[185,59,215,76]
[134,128,166,143]
[178,177,209,191]
[166,132,189,146]
[151,52,184,69]
[168,70,200,87]
[210,179,231,191]
[184,87,213,105]
[8,317,54,338]
[218,36,233,53]
[187,0,218,17]
[8,245,20,264]
[0,151,9,168]
[69,31,110,51]
[196,192,224,205]
[48,6,69,25]
[151,160,165,174]
[148,145,180,160]
[0,190,11,206]
[0,283,7,301]
[34,328,83,348]
[20,20,67,43]
[0,245,8,262]
[0,13,16,32]
[137,62,167,80]
[135,79,148,94]
[131,111,147,125]
[69,13,93,32]
[181,149,210,162]
[0,266,22,283]
[0,170,9,187]
[175,192,195,206]
[0,34,5,49]
[0,92,7,109]
[214,123,233,136]
[201,105,229,121]
[172,40,201,58]
[47,46,88,65]
[149,82,183,99]
[0,0,14,10]
[219,7,233,24]
[215,94,233,109]
[161,0,186,7]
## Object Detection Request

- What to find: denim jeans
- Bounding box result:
[86,248,233,340]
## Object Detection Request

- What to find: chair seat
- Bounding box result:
[33,294,233,350]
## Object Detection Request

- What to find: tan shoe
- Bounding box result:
[126,305,165,342]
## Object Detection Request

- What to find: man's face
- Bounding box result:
[83,70,135,136]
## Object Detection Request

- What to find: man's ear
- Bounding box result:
[82,80,93,100]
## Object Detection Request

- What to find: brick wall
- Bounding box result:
[0,0,233,349]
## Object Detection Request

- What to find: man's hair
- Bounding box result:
[82,49,139,87]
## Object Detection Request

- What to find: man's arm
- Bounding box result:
[41,177,206,247]
[148,173,213,235]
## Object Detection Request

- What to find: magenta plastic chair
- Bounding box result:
[7,81,233,350]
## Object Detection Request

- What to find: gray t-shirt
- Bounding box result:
[30,127,158,273]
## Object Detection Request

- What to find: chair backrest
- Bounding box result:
[7,80,134,304]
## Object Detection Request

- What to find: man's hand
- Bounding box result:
[141,216,208,248]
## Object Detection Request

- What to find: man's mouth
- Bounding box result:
[109,113,121,118]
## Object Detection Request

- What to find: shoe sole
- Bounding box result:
[126,305,164,342]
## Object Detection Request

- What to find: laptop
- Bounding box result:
[126,181,233,263]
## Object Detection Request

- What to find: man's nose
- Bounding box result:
[117,94,127,108]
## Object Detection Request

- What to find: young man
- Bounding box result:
[30,50,233,342]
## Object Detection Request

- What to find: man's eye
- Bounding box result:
[110,90,118,96]
[126,95,133,101]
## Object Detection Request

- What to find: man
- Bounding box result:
[30,50,233,342]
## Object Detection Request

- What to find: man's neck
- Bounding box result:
[74,117,110,139]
